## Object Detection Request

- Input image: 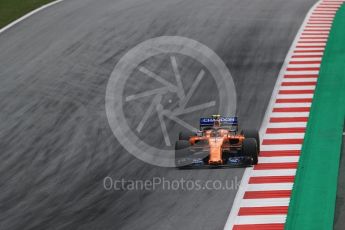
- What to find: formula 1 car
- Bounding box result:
[175,115,260,168]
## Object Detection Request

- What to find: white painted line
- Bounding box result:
[293,48,325,51]
[289,57,322,61]
[309,18,333,20]
[285,70,319,75]
[292,52,324,55]
[320,4,341,8]
[313,9,338,11]
[300,34,328,38]
[273,103,312,107]
[282,78,318,83]
[287,63,320,67]
[320,3,344,4]
[315,10,338,12]
[302,31,330,34]
[311,15,335,17]
[310,14,335,16]
[301,31,332,34]
[306,21,332,23]
[263,133,305,140]
[311,13,336,15]
[304,26,331,29]
[0,0,65,35]
[320,5,342,7]
[295,48,325,51]
[311,17,335,19]
[311,12,336,14]
[297,42,326,46]
[298,41,327,43]
[247,183,293,191]
[258,156,300,163]
[270,112,310,117]
[300,36,328,39]
[311,15,336,18]
[315,9,338,11]
[280,85,316,90]
[235,215,287,225]
[252,169,297,177]
[297,41,327,43]
[304,26,331,28]
[314,7,338,9]
[277,94,314,99]
[295,45,325,49]
[267,123,307,129]
[317,5,340,7]
[316,6,340,8]
[299,34,327,37]
[240,198,291,208]
[297,45,326,48]
[310,17,334,20]
[305,24,331,26]
[260,144,302,151]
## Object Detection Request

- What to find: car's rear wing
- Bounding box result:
[199,116,238,129]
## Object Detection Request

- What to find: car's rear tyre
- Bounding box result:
[242,138,258,165]
[175,140,192,167]
[242,129,260,152]
[179,131,195,141]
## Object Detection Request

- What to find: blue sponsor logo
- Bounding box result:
[228,158,240,164]
[192,159,204,165]
[200,117,238,126]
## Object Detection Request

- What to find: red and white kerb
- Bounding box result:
[225,0,345,229]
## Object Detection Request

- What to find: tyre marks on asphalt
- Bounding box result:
[225,0,345,229]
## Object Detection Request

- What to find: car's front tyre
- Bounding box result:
[242,138,258,165]
[242,129,260,152]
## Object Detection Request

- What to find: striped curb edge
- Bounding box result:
[223,0,345,229]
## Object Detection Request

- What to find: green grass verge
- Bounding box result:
[0,0,55,29]
[285,3,345,230]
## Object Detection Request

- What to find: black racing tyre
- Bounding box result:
[242,138,258,165]
[175,140,192,167]
[178,131,195,141]
[242,129,260,152]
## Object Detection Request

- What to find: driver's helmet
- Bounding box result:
[229,125,237,132]
[214,120,221,127]
[212,115,221,128]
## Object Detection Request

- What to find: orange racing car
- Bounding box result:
[175,115,260,168]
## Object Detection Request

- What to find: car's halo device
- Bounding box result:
[175,115,260,168]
